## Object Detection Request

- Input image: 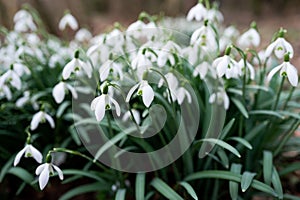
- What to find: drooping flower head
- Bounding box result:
[58,12,78,31]
[237,22,260,49]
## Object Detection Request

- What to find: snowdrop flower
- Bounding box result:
[13,10,37,32]
[14,144,42,166]
[0,66,22,90]
[13,63,31,76]
[0,85,12,100]
[191,22,217,53]
[126,80,154,108]
[52,81,78,104]
[158,72,179,102]
[127,20,146,38]
[265,37,293,59]
[253,50,272,67]
[87,36,110,65]
[237,24,260,49]
[75,28,92,42]
[35,159,63,190]
[187,3,207,21]
[238,59,255,80]
[16,91,30,107]
[58,12,78,31]
[176,87,192,105]
[267,54,298,87]
[99,60,123,81]
[62,50,92,80]
[30,111,55,131]
[122,109,141,125]
[207,9,224,23]
[182,46,199,65]
[193,61,215,79]
[209,87,230,110]
[157,41,181,67]
[213,47,240,79]
[131,53,152,79]
[90,85,121,122]
[219,26,239,52]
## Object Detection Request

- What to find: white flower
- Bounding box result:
[91,92,121,122]
[62,52,92,80]
[131,53,152,79]
[52,81,78,104]
[157,41,181,67]
[267,61,298,87]
[209,87,230,110]
[190,25,217,53]
[13,10,37,32]
[99,60,123,81]
[35,163,63,190]
[13,63,31,76]
[30,111,55,131]
[0,85,12,100]
[126,80,154,108]
[213,55,241,79]
[193,61,212,79]
[237,28,260,48]
[16,91,30,107]
[187,3,207,21]
[0,68,22,90]
[127,20,146,38]
[14,144,42,166]
[158,72,179,102]
[238,60,255,80]
[207,9,224,23]
[265,37,293,59]
[176,87,192,105]
[58,13,78,31]
[75,28,92,42]
[122,109,141,125]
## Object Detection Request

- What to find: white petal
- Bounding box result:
[35,163,46,175]
[95,95,106,121]
[44,113,55,128]
[267,64,283,82]
[52,82,65,104]
[66,84,78,99]
[284,39,294,58]
[52,164,64,180]
[223,92,230,110]
[286,63,298,87]
[99,61,111,81]
[91,96,101,111]
[39,165,50,190]
[13,146,27,166]
[142,83,154,107]
[265,40,278,58]
[126,83,140,102]
[79,60,92,78]
[209,93,216,104]
[11,72,22,90]
[28,145,43,163]
[110,97,121,116]
[30,111,43,130]
[62,59,76,80]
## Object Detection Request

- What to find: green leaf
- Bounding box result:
[263,151,273,186]
[249,110,284,119]
[151,178,184,200]
[229,164,242,200]
[136,173,146,200]
[246,85,271,93]
[8,167,34,185]
[115,189,126,200]
[272,167,283,199]
[198,138,241,158]
[184,170,277,197]
[56,101,71,118]
[231,98,249,118]
[279,162,300,176]
[62,170,106,183]
[228,137,252,150]
[93,131,127,161]
[59,182,109,200]
[241,172,256,192]
[279,111,300,120]
[0,156,14,182]
[220,118,236,140]
[217,149,229,169]
[179,181,198,200]
[283,194,300,200]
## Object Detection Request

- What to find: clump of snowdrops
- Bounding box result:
[0,1,300,199]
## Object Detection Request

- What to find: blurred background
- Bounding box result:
[1,0,300,62]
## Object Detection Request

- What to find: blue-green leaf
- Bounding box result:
[241,172,256,192]
[115,189,126,200]
[231,98,249,118]
[263,151,273,186]
[228,137,252,150]
[136,173,145,200]
[151,178,183,200]
[229,164,242,200]
[272,167,283,199]
[179,181,198,200]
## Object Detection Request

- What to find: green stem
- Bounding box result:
[205,0,211,9]
[254,57,268,109]
[283,87,295,110]
[273,120,300,157]
[273,77,285,110]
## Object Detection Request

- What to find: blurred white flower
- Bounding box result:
[99,60,123,81]
[207,9,224,23]
[209,87,230,110]
[213,55,240,79]
[158,72,178,102]
[35,162,63,190]
[238,60,255,80]
[91,91,121,122]
[265,37,293,59]
[127,20,158,39]
[52,81,78,104]
[193,61,210,79]
[237,28,260,48]
[62,51,92,80]
[16,91,39,110]
[75,28,92,42]
[13,10,37,32]
[13,63,31,76]
[14,144,42,166]
[157,41,181,67]
[0,68,22,90]
[219,26,239,52]
[30,111,55,131]
[187,3,207,21]
[0,85,12,100]
[176,87,192,105]
[58,13,78,31]
[122,109,141,125]
[267,60,298,87]
[191,24,217,53]
[131,53,152,79]
[126,80,154,108]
